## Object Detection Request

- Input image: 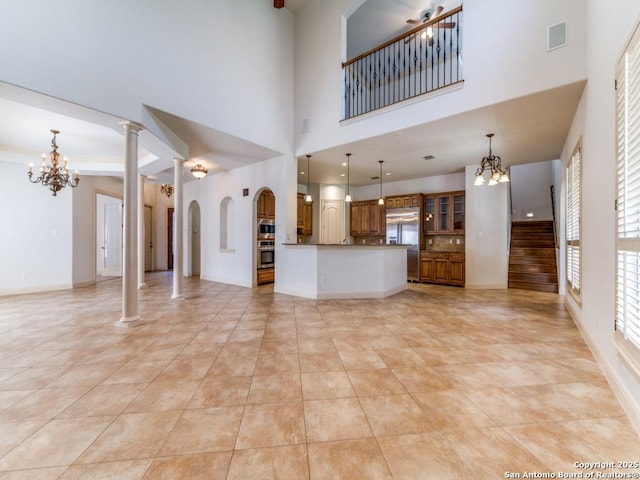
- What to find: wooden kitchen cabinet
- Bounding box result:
[385,194,421,209]
[420,252,465,286]
[423,191,465,234]
[257,267,274,285]
[297,193,312,235]
[258,190,276,220]
[350,200,385,236]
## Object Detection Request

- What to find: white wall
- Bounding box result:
[72,175,124,287]
[464,165,510,289]
[295,0,587,155]
[0,0,295,155]
[510,160,555,220]
[560,0,640,431]
[0,161,74,294]
[184,155,297,288]
[354,171,465,200]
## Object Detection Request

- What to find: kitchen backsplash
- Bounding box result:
[424,234,465,252]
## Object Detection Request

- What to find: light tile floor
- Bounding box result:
[0,272,638,479]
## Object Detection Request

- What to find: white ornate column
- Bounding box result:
[116,121,144,328]
[138,174,148,289]
[172,158,186,300]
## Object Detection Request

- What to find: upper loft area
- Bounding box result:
[342,5,463,120]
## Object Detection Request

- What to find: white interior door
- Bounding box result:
[96,193,123,277]
[321,199,344,244]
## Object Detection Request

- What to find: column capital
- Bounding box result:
[119,121,144,134]
[173,157,186,165]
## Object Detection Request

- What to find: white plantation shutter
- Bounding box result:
[566,146,581,295]
[616,23,640,365]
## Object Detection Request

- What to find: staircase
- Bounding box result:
[508,221,558,293]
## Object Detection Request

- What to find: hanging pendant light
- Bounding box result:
[304,155,312,203]
[378,160,384,205]
[474,133,509,186]
[345,153,352,203]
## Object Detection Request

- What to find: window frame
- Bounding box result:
[566,141,582,300]
[615,19,640,376]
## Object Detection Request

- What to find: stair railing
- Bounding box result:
[550,185,558,248]
[342,6,463,120]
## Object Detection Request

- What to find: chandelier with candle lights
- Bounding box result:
[27,130,79,196]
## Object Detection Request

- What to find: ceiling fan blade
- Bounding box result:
[432,5,444,18]
[406,18,420,24]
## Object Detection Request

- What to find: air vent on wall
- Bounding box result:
[547,21,567,51]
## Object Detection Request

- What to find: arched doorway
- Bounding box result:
[188,201,201,277]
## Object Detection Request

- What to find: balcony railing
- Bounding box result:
[342,5,463,120]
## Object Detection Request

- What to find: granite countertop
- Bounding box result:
[283,243,407,247]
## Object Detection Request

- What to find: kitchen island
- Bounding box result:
[275,244,407,300]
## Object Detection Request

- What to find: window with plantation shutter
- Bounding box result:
[615,21,640,371]
[566,144,581,297]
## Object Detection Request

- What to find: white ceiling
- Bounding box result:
[0,1,583,191]
[297,81,585,187]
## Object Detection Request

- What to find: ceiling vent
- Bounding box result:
[547,21,567,51]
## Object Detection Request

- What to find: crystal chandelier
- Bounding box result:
[474,133,509,186]
[27,130,79,196]
[160,184,174,198]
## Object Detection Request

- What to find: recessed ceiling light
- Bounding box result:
[340,173,345,177]
[341,162,347,166]
[386,172,391,176]
[300,171,305,175]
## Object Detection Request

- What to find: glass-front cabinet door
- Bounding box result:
[438,196,450,232]
[424,196,436,233]
[453,194,465,232]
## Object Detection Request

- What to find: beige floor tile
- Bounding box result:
[378,432,476,479]
[76,411,181,463]
[413,390,498,431]
[45,363,122,388]
[227,445,308,480]
[0,386,91,422]
[0,467,67,479]
[253,352,299,376]
[59,459,152,480]
[143,452,231,480]
[0,420,47,457]
[0,274,637,478]
[154,357,214,382]
[159,407,244,456]
[301,371,355,400]
[439,427,550,476]
[125,380,200,413]
[298,351,344,373]
[101,360,168,385]
[247,373,302,404]
[391,366,453,393]
[235,402,306,449]
[0,416,113,471]
[348,369,407,397]
[304,398,373,442]
[337,350,386,370]
[188,376,252,408]
[308,438,392,480]
[58,383,147,418]
[359,394,434,436]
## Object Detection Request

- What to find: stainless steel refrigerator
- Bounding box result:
[385,207,420,281]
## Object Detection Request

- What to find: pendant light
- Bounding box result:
[304,155,312,203]
[378,160,384,205]
[345,153,352,203]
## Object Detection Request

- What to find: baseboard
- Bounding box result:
[199,274,252,289]
[565,299,640,435]
[0,283,73,297]
[73,279,96,288]
[464,282,508,289]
